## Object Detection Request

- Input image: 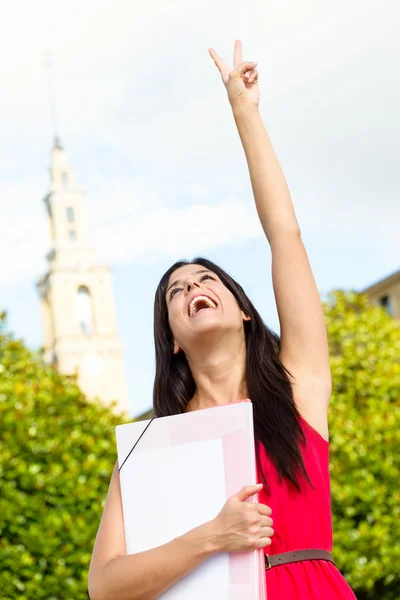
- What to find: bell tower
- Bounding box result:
[36,139,129,415]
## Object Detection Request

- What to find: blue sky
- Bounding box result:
[1,0,399,418]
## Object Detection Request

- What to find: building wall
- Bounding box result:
[363,271,400,319]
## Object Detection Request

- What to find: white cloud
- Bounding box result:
[0,171,263,285]
[91,196,263,264]
[1,181,49,286]
[0,0,399,288]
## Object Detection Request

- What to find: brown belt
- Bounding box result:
[265,549,334,570]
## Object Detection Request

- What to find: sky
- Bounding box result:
[0,0,399,419]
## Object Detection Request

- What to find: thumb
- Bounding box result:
[234,483,263,502]
[231,61,257,78]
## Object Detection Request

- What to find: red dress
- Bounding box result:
[257,414,357,599]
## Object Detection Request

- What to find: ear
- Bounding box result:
[173,341,181,355]
[241,311,251,322]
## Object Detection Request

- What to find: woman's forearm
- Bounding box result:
[90,520,219,600]
[232,104,300,243]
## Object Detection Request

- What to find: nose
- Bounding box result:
[185,280,200,294]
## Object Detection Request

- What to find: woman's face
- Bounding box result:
[165,264,250,355]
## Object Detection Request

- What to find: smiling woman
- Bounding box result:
[88,40,357,600]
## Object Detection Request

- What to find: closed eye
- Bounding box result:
[168,273,217,301]
[169,287,181,299]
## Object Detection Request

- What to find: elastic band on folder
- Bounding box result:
[118,418,155,473]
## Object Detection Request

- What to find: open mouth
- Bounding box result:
[188,295,218,318]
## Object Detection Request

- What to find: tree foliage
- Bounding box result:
[0,292,399,599]
[0,312,130,599]
[325,292,400,599]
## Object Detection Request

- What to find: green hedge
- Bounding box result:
[0,311,130,599]
[325,292,400,599]
[0,292,399,599]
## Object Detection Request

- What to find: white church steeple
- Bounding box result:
[43,138,94,268]
[37,139,129,415]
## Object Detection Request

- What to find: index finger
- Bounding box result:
[254,503,272,517]
[233,39,242,68]
[208,48,230,78]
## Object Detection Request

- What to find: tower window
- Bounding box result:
[61,171,69,187]
[69,230,77,241]
[67,207,75,223]
[379,295,393,316]
[76,286,94,336]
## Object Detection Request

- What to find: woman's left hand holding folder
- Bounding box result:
[209,483,274,553]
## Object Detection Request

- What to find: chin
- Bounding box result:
[190,314,223,333]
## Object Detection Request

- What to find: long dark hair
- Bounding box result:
[153,257,313,493]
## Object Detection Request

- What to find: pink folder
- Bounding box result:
[116,400,267,599]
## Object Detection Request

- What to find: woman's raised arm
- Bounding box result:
[209,41,332,431]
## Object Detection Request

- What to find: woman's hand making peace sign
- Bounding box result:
[209,39,259,110]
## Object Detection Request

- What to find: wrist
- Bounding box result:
[203,518,223,554]
[198,519,222,555]
[179,519,221,559]
[232,102,259,119]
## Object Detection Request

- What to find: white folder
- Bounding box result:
[115,400,267,600]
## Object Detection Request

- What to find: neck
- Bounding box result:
[185,335,248,411]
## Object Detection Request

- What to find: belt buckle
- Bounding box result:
[265,554,272,570]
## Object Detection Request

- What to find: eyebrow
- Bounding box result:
[166,269,213,296]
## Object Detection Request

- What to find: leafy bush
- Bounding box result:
[325,292,400,599]
[0,312,130,599]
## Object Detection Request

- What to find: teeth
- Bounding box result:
[189,295,217,317]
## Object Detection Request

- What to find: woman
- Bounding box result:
[88,40,357,600]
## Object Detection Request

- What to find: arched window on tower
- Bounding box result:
[76,286,94,336]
